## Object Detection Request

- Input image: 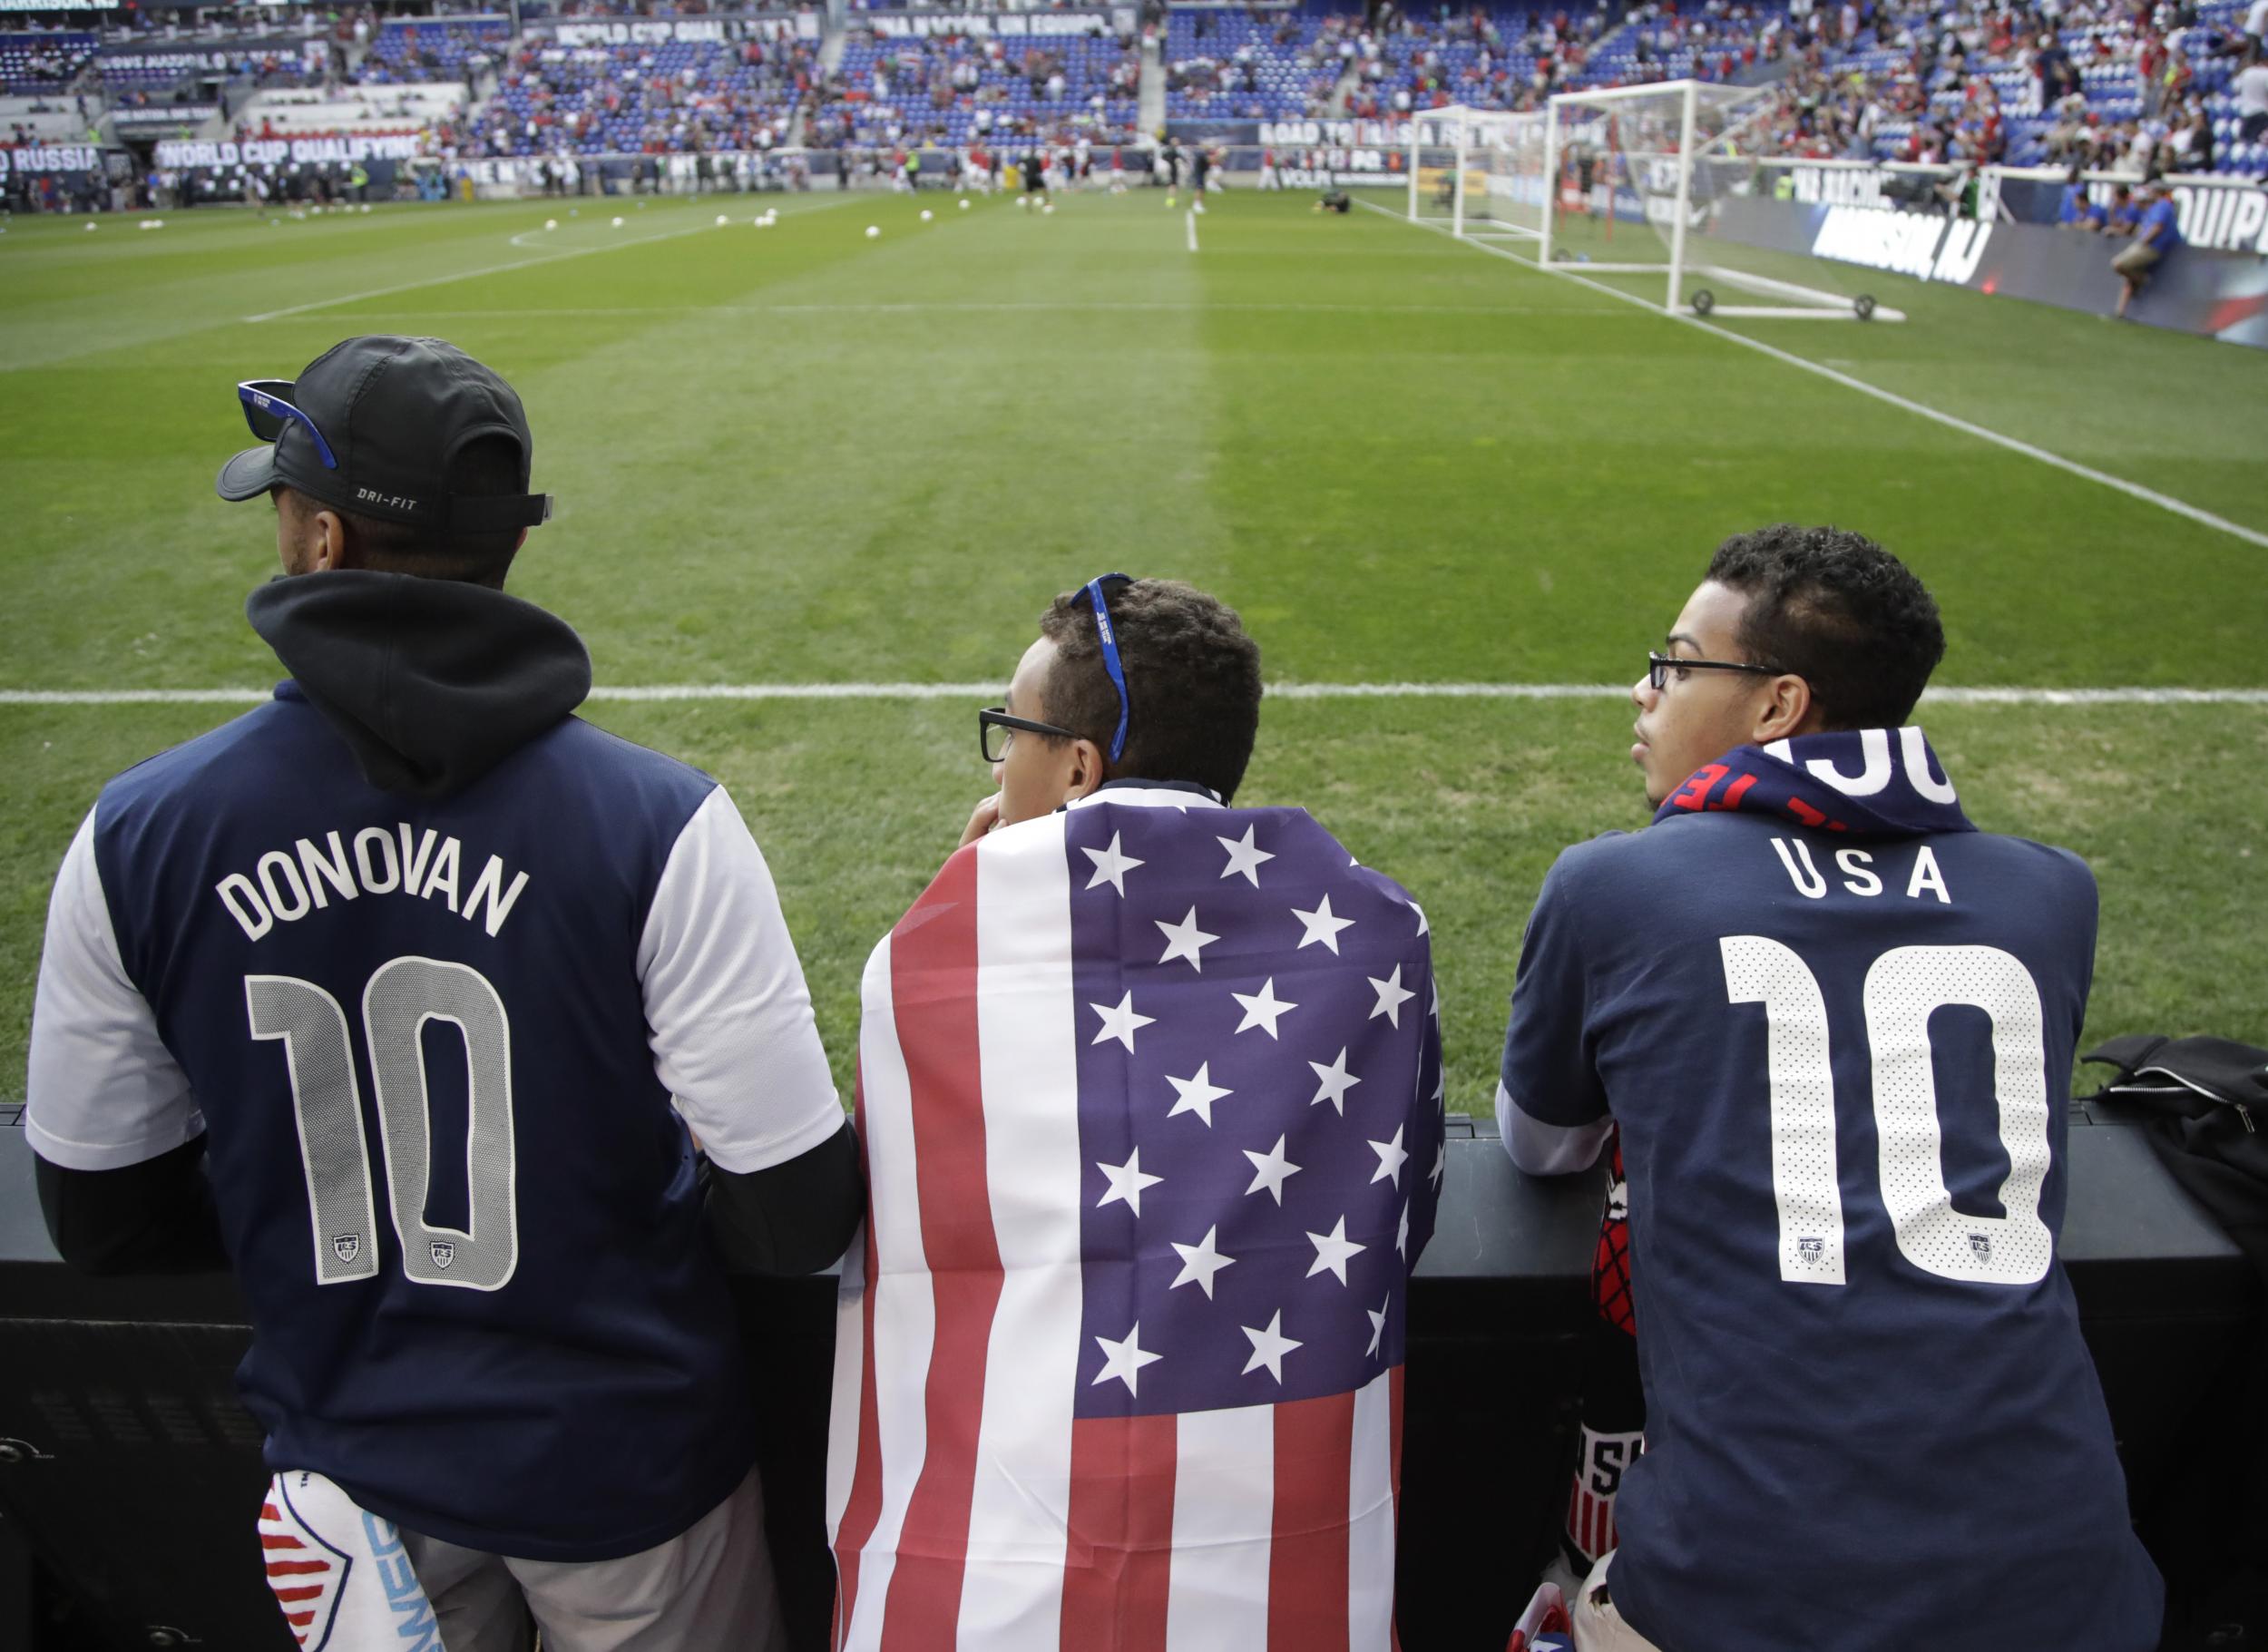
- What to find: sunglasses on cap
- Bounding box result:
[238,379,338,470]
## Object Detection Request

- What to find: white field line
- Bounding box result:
[241,197,858,325]
[246,301,1627,320]
[1359,199,2268,553]
[2,683,2261,707]
[1187,207,1199,253]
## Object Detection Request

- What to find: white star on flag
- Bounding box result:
[1307,1047,1362,1115]
[1164,1062,1233,1127]
[1240,1310,1303,1383]
[1430,1140,1446,1191]
[1242,1133,1302,1205]
[1091,1323,1163,1396]
[1290,893,1355,955]
[1232,976,1297,1039]
[1305,1216,1366,1285]
[1369,1125,1409,1188]
[1082,831,1145,896]
[1411,902,1429,936]
[1367,1299,1389,1358]
[1367,965,1416,1028]
[1154,905,1218,972]
[1395,1199,1410,1259]
[1096,1148,1163,1217]
[1090,990,1155,1051]
[1168,1226,1236,1299]
[1217,824,1275,886]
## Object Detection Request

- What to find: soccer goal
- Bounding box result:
[1406,106,1549,246]
[1542,80,1901,321]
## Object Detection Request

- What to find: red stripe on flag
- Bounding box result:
[271,1586,325,1604]
[260,1502,281,1521]
[285,1611,317,1627]
[1061,1413,1178,1648]
[260,1533,307,1549]
[266,1560,330,1578]
[879,850,1003,1647]
[832,1075,886,1652]
[1269,1390,1355,1652]
[1390,1366,1406,1652]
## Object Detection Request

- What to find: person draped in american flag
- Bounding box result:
[828,576,1446,1650]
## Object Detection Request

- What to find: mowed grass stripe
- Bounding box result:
[3,697,2262,1104]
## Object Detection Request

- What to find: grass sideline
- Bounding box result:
[1,189,2263,1102]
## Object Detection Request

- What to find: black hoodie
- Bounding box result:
[245,570,591,800]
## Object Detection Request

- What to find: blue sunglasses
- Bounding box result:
[1075,572,1134,764]
[238,379,339,470]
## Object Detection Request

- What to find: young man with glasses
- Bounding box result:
[1497,526,2162,1651]
[26,337,861,1650]
[830,577,1444,1647]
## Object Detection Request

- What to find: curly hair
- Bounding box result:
[1706,526,1946,730]
[1037,579,1264,802]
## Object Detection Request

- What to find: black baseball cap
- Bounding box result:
[217,336,552,535]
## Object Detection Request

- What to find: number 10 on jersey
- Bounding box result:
[1721,939,2055,1291]
[247,956,520,1292]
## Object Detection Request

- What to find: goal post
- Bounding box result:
[1406,106,1548,244]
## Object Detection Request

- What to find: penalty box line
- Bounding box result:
[1360,200,2268,554]
[2,685,2263,707]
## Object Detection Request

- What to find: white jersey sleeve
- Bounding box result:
[26,808,204,1171]
[638,786,844,1174]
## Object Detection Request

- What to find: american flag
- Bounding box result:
[828,786,1444,1651]
[259,1475,349,1650]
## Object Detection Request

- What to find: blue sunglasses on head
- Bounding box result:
[1075,572,1135,764]
[238,379,338,470]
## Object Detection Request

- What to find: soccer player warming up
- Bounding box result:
[827,578,1445,1648]
[1497,526,2163,1652]
[26,337,863,1651]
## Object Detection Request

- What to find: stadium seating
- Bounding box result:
[811,27,1138,148]
[467,35,810,157]
[0,32,93,97]
[354,17,511,88]
[1165,11,1341,120]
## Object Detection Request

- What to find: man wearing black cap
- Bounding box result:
[25,336,862,1649]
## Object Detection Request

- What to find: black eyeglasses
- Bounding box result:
[980,706,1079,765]
[1646,650,1784,692]
[237,379,339,470]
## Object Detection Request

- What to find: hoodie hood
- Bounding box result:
[1651,727,1976,840]
[247,571,592,800]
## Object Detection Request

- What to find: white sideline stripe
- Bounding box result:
[241,198,858,323]
[3,684,2262,707]
[1186,206,1199,252]
[249,301,1626,319]
[1360,200,2268,553]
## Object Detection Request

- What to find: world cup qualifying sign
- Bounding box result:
[153,136,426,169]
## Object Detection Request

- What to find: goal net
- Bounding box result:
[1542,80,1897,320]
[1405,106,1548,244]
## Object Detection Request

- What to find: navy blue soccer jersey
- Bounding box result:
[27,679,844,1561]
[1499,731,2162,1652]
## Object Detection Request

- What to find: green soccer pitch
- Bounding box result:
[2,187,2263,1105]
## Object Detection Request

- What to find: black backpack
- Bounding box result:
[2086,1034,2268,1650]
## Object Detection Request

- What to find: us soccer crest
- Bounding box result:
[429,1241,455,1270]
[1969,1233,1992,1264]
[1797,1237,1826,1264]
[331,1235,358,1265]
[259,1477,351,1650]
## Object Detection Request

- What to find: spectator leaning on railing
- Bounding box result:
[2113,177,2182,319]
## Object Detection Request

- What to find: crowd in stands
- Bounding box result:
[806,20,1139,149]
[1,31,95,96]
[466,31,812,155]
[1753,0,2267,176]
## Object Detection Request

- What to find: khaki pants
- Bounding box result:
[2112,239,2163,279]
[400,1464,786,1652]
[1570,1553,1668,1652]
